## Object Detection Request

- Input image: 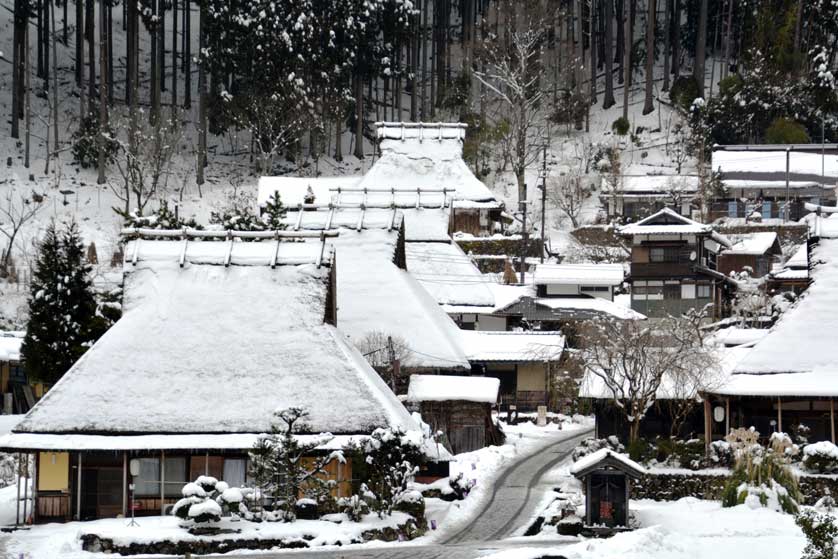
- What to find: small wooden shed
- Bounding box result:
[570,449,646,530]
[406,375,502,454]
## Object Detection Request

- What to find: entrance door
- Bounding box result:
[80,467,123,520]
[589,473,627,527]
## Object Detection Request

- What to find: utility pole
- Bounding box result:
[387,336,399,393]
[784,147,791,222]
[539,145,547,263]
[519,195,528,284]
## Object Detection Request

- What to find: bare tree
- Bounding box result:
[0,186,44,272]
[578,314,717,442]
[232,94,309,176]
[475,21,548,204]
[110,111,183,215]
[355,330,412,393]
[549,142,598,228]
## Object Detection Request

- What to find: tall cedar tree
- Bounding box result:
[21,222,105,384]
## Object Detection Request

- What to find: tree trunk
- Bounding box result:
[87,0,95,106]
[150,0,159,125]
[50,0,60,180]
[11,0,21,139]
[36,0,43,79]
[616,0,624,84]
[354,75,364,159]
[590,0,597,104]
[197,1,206,185]
[672,0,681,79]
[421,0,428,118]
[184,0,191,109]
[603,0,615,108]
[171,0,177,113]
[76,0,83,84]
[63,0,68,44]
[125,0,131,104]
[107,2,113,104]
[722,0,733,80]
[159,0,165,93]
[575,0,584,104]
[642,0,656,114]
[622,0,633,121]
[24,20,31,167]
[43,0,49,84]
[695,0,708,97]
[663,0,671,91]
[97,0,107,185]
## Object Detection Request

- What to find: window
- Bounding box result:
[223,458,247,488]
[663,284,681,300]
[681,284,696,299]
[697,284,712,298]
[163,457,187,497]
[649,247,680,263]
[580,286,609,293]
[727,200,738,218]
[134,458,160,497]
[762,201,772,219]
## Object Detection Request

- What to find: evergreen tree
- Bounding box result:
[262,192,287,231]
[21,221,103,384]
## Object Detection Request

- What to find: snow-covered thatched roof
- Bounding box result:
[13,248,417,438]
[718,236,838,396]
[358,122,497,203]
[722,232,782,256]
[325,231,471,371]
[405,242,494,307]
[407,374,499,404]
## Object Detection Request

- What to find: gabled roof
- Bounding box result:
[570,448,646,479]
[407,374,499,404]
[14,256,416,436]
[405,242,495,307]
[458,330,564,362]
[533,263,624,287]
[617,207,712,236]
[722,232,782,256]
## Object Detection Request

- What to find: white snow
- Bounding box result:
[533,297,646,320]
[723,232,779,256]
[13,259,418,437]
[458,331,564,362]
[0,331,23,362]
[785,243,809,269]
[533,263,625,286]
[601,174,699,193]
[569,448,646,477]
[405,242,495,307]
[714,327,769,348]
[257,176,362,208]
[407,375,500,404]
[713,149,838,180]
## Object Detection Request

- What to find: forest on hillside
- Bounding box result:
[2,0,837,235]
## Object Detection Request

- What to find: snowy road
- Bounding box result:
[213,428,591,559]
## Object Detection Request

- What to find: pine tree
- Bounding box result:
[21,221,103,384]
[262,192,287,231]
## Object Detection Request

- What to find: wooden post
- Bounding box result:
[15,453,21,526]
[122,453,128,517]
[76,452,82,520]
[160,450,166,515]
[703,397,712,451]
[725,398,730,436]
[831,399,835,444]
[33,452,39,524]
[777,397,783,433]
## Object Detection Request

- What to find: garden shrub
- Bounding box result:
[669,75,700,112]
[803,441,838,474]
[796,509,838,559]
[721,446,800,514]
[172,476,246,525]
[612,117,630,136]
[765,117,810,144]
[708,440,734,468]
[571,437,625,462]
[71,108,119,169]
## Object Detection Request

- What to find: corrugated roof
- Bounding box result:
[458,330,564,362]
[533,263,624,286]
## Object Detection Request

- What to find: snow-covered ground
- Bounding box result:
[485,498,806,559]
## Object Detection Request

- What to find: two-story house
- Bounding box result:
[618,208,733,319]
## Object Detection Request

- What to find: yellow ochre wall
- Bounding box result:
[516,363,547,391]
[38,452,70,492]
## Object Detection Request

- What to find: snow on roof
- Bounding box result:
[359,122,497,203]
[723,179,831,190]
[284,207,403,232]
[533,263,624,287]
[533,297,646,320]
[0,332,23,362]
[786,243,809,269]
[713,148,838,183]
[124,237,332,267]
[405,242,494,307]
[601,174,700,193]
[401,208,452,242]
[406,374,499,404]
[326,231,471,371]
[570,448,646,478]
[458,331,564,362]
[713,327,770,348]
[811,215,838,239]
[730,238,838,390]
[723,232,780,256]
[617,207,714,236]
[771,268,809,280]
[256,176,362,208]
[15,260,417,436]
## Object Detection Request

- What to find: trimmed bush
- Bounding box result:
[803,441,838,474]
[612,117,630,136]
[765,117,810,144]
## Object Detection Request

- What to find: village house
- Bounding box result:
[601,174,700,222]
[458,330,565,412]
[406,375,503,454]
[711,145,838,221]
[716,232,783,278]
[0,232,431,523]
[0,332,47,414]
[618,208,734,319]
[258,122,506,239]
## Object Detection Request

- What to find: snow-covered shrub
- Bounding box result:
[119,201,200,231]
[796,509,838,559]
[355,427,425,518]
[803,441,838,474]
[769,432,800,460]
[572,437,624,462]
[71,107,119,169]
[448,472,474,500]
[337,493,370,522]
[708,440,734,468]
[721,448,800,514]
[248,407,343,522]
[172,476,245,526]
[210,190,266,232]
